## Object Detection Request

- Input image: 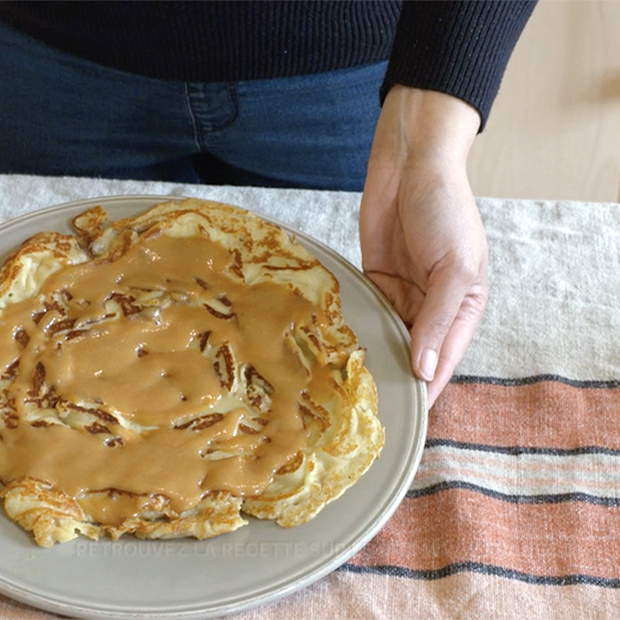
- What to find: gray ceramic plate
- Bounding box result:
[0,196,427,619]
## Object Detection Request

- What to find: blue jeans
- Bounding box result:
[0,21,386,191]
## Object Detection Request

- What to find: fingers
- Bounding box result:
[366,262,487,408]
[364,262,487,409]
[410,264,488,408]
[422,304,482,407]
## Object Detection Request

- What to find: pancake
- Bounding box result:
[0,198,383,547]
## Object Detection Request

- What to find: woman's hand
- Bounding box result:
[360,86,488,407]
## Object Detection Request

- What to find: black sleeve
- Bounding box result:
[380,0,538,130]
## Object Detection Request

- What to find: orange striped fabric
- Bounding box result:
[344,379,620,590]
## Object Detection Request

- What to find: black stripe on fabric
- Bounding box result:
[338,561,620,589]
[424,437,620,457]
[405,480,620,507]
[451,374,620,389]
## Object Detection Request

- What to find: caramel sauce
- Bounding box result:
[0,231,336,524]
[77,491,162,528]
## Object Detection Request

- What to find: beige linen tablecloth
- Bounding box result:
[2,174,620,619]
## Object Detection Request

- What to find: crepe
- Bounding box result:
[0,198,383,548]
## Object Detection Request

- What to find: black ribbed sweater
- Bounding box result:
[0,0,537,129]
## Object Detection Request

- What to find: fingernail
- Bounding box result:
[419,348,438,382]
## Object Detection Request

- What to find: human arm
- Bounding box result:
[360,1,537,406]
[359,85,487,408]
